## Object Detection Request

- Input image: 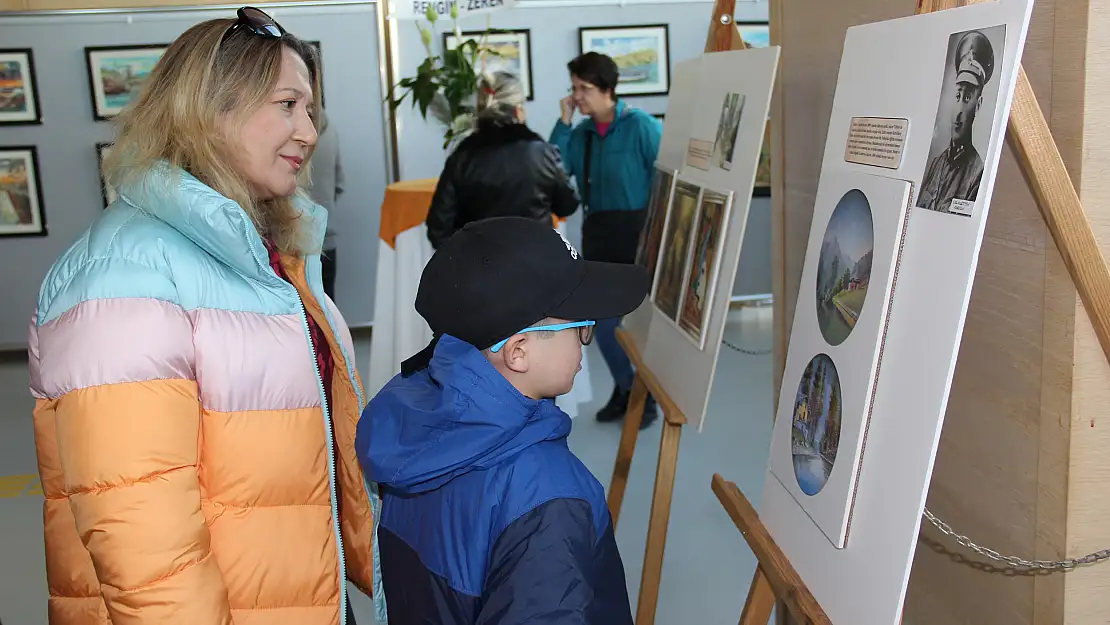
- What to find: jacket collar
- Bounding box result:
[118,161,326,284]
[462,120,544,148]
[584,100,629,135]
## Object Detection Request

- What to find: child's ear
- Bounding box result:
[500,335,530,374]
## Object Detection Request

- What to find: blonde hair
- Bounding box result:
[103,17,322,255]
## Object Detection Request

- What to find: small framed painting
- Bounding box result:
[0,146,46,237]
[0,49,42,125]
[444,29,533,101]
[736,21,770,49]
[96,143,117,209]
[304,40,326,107]
[85,44,168,121]
[579,24,670,97]
[734,22,772,197]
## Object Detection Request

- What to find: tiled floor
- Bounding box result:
[0,307,774,625]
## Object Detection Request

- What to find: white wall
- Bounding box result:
[388,0,774,296]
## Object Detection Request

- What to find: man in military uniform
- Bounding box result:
[917,30,995,215]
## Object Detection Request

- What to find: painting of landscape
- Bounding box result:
[678,189,731,347]
[815,189,874,346]
[445,30,533,100]
[653,179,700,320]
[0,50,40,124]
[580,25,669,96]
[791,353,842,496]
[637,166,675,285]
[0,147,44,236]
[86,45,167,120]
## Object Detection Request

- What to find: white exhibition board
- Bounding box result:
[622,47,780,430]
[759,0,1034,623]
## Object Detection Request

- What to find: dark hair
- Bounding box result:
[567,52,619,99]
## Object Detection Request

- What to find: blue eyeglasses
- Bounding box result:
[489,320,597,353]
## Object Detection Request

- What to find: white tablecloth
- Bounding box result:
[366,223,593,417]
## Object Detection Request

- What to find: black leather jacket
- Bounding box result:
[426,121,580,249]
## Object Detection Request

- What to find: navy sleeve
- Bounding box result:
[476,498,599,625]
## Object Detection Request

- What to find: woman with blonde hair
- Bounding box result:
[424,70,579,249]
[28,7,382,624]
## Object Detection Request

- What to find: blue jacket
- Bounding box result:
[549,100,663,214]
[356,335,634,625]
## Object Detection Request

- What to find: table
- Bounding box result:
[366,178,593,418]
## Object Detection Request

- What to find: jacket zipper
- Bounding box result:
[292,290,349,625]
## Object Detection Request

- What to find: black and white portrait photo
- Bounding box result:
[916,25,1006,217]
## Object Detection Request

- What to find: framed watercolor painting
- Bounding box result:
[0,49,42,125]
[304,40,326,107]
[444,29,533,101]
[736,21,770,49]
[0,146,46,237]
[96,143,117,209]
[736,21,772,196]
[85,45,168,121]
[579,24,670,96]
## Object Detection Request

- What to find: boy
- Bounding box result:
[356,217,646,625]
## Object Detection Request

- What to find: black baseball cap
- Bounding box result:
[401,216,650,374]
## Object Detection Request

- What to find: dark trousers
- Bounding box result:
[582,209,648,392]
[322,247,337,300]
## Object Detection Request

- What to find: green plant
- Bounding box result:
[389,8,501,149]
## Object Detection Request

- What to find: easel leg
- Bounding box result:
[607,374,648,528]
[634,415,683,625]
[739,567,775,625]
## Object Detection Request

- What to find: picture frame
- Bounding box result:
[734,21,772,197]
[85,44,168,121]
[676,187,734,349]
[579,24,670,97]
[0,49,42,126]
[444,29,533,101]
[736,21,770,49]
[96,142,117,209]
[651,176,701,318]
[0,146,46,237]
[304,40,326,107]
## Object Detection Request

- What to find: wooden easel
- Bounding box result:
[603,3,755,624]
[712,474,832,625]
[711,0,1110,623]
[914,3,1110,365]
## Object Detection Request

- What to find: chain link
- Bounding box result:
[721,338,773,356]
[923,508,1110,571]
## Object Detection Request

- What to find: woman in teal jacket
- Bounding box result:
[550,51,663,428]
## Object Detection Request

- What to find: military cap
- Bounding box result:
[953,30,995,88]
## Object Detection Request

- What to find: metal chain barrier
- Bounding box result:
[721,338,773,356]
[923,508,1110,571]
[718,303,1107,571]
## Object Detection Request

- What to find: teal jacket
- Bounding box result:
[549,100,663,213]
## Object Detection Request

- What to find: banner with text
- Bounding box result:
[389,0,516,20]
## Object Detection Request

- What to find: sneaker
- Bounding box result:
[596,387,630,422]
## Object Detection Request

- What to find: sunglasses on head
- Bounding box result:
[223,6,286,42]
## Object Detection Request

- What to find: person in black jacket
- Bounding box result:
[425,71,580,248]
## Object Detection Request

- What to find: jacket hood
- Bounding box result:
[584,100,632,134]
[357,335,572,495]
[117,161,327,283]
